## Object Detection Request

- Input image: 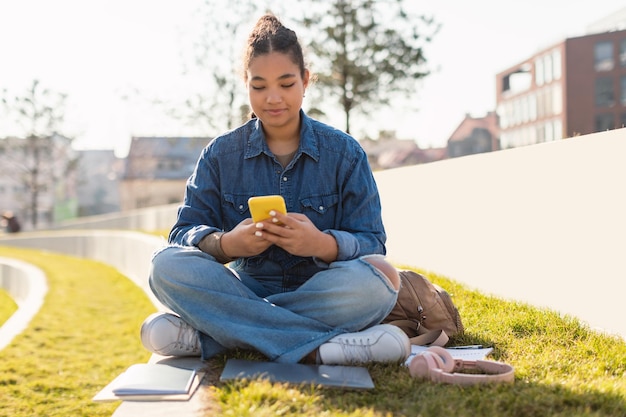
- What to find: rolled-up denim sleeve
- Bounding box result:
[327,229,360,259]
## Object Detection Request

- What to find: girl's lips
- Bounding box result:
[266,108,286,116]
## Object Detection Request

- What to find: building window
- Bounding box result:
[621,39,626,67]
[544,54,553,84]
[594,41,614,71]
[552,84,563,115]
[595,77,614,107]
[545,121,555,142]
[595,113,614,131]
[535,58,544,86]
[552,50,562,80]
[553,119,563,140]
[529,92,538,121]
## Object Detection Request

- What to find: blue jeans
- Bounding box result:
[148,246,399,363]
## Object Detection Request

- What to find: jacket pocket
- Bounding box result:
[223,193,252,228]
[299,193,339,229]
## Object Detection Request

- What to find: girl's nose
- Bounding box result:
[266,89,282,103]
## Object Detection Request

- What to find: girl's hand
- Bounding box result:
[219,218,273,258]
[253,211,338,263]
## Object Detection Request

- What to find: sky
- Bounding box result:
[1,0,624,157]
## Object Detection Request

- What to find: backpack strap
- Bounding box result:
[386,319,450,347]
[409,329,449,347]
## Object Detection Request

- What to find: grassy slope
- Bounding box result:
[204,269,626,416]
[0,246,156,417]
[0,246,624,416]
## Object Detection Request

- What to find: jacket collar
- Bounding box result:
[245,110,320,162]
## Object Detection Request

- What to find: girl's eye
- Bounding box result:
[251,86,265,90]
[282,83,295,88]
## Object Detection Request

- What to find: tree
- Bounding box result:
[181,0,259,132]
[298,0,438,133]
[1,80,77,229]
[153,0,285,135]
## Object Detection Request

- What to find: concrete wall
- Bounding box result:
[1,128,624,340]
[0,231,167,311]
[376,128,626,339]
[0,258,48,350]
[53,204,179,231]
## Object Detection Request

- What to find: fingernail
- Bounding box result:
[256,222,263,228]
[269,210,276,216]
[255,231,262,237]
[272,217,278,223]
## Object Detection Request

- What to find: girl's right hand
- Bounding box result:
[220,218,273,258]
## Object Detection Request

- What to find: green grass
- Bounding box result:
[200,270,626,416]
[0,246,156,417]
[0,288,17,326]
[0,245,625,416]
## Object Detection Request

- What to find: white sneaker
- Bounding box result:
[318,324,411,365]
[140,312,201,357]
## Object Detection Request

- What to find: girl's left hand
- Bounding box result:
[254,211,338,263]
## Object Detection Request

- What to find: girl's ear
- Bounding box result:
[303,69,310,89]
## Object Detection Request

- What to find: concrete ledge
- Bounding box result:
[0,258,48,351]
[0,230,167,310]
[54,204,179,231]
[376,128,626,339]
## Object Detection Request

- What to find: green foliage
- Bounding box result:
[299,0,439,133]
[0,289,17,326]
[0,246,156,417]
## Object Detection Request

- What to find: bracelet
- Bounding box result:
[199,232,237,264]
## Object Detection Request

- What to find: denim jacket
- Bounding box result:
[169,111,386,277]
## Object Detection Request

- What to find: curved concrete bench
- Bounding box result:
[0,230,167,310]
[0,258,48,351]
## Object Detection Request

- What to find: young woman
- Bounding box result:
[141,13,409,365]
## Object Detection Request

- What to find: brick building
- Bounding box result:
[447,112,500,158]
[496,27,626,149]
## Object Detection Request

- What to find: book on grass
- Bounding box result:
[110,364,196,396]
[404,345,495,367]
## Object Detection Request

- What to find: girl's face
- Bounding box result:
[246,51,309,138]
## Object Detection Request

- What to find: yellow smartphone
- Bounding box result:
[248,195,287,223]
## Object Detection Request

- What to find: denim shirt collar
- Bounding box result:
[244,110,320,162]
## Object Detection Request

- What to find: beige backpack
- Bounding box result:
[383,270,464,346]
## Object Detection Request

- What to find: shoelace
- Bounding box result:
[174,321,200,353]
[337,336,374,363]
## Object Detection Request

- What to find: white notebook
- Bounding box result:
[404,345,494,366]
[111,364,196,396]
